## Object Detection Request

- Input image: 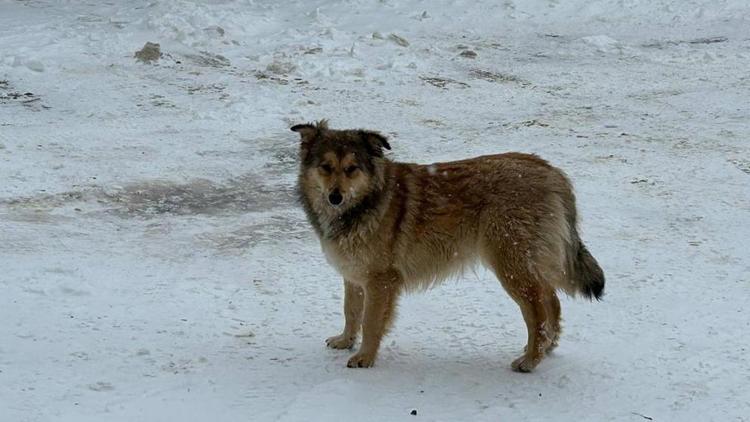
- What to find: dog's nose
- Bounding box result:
[328,189,343,206]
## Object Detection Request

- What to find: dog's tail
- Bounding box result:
[558,186,605,300]
[533,198,606,300]
[566,232,605,300]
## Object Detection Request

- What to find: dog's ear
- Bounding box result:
[359,130,391,157]
[290,123,317,145]
[291,120,328,145]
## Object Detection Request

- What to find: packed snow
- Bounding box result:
[1,1,749,421]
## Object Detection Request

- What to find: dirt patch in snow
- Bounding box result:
[103,176,294,217]
[642,36,728,48]
[1,175,295,219]
[0,80,48,110]
[729,159,750,175]
[420,76,469,89]
[469,69,531,87]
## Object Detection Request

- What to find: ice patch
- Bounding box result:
[580,35,622,53]
[25,60,44,72]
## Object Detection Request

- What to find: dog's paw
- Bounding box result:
[346,352,375,368]
[326,334,355,350]
[545,338,559,355]
[511,354,541,373]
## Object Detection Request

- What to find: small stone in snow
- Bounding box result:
[135,42,161,63]
[410,409,417,415]
[389,33,410,47]
[460,50,477,59]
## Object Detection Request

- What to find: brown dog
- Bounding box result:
[292,120,604,372]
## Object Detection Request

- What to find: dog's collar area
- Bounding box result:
[324,187,385,239]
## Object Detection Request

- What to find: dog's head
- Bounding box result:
[292,120,390,214]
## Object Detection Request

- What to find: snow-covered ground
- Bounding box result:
[1,1,749,420]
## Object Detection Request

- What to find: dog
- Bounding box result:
[292,120,604,372]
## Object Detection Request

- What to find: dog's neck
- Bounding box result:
[328,186,385,239]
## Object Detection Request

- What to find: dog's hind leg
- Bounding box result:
[347,270,401,368]
[542,287,562,353]
[503,273,551,372]
[485,253,552,372]
[326,280,364,349]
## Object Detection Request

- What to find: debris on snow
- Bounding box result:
[420,76,469,89]
[388,33,410,47]
[134,42,161,63]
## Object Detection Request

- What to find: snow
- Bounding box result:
[1,0,749,421]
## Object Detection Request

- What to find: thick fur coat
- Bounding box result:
[293,120,604,372]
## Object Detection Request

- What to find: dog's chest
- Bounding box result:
[320,239,372,283]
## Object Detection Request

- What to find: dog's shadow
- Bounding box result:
[325,340,569,381]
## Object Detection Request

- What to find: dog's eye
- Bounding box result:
[320,164,333,173]
[345,165,359,176]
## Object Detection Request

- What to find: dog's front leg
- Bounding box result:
[347,271,400,368]
[326,280,363,349]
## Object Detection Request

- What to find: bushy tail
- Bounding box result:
[571,241,605,300]
[543,172,605,300]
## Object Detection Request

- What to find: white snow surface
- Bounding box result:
[1,1,749,421]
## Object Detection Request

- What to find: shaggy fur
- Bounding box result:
[293,120,604,372]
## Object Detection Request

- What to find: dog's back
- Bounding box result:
[373,153,604,301]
